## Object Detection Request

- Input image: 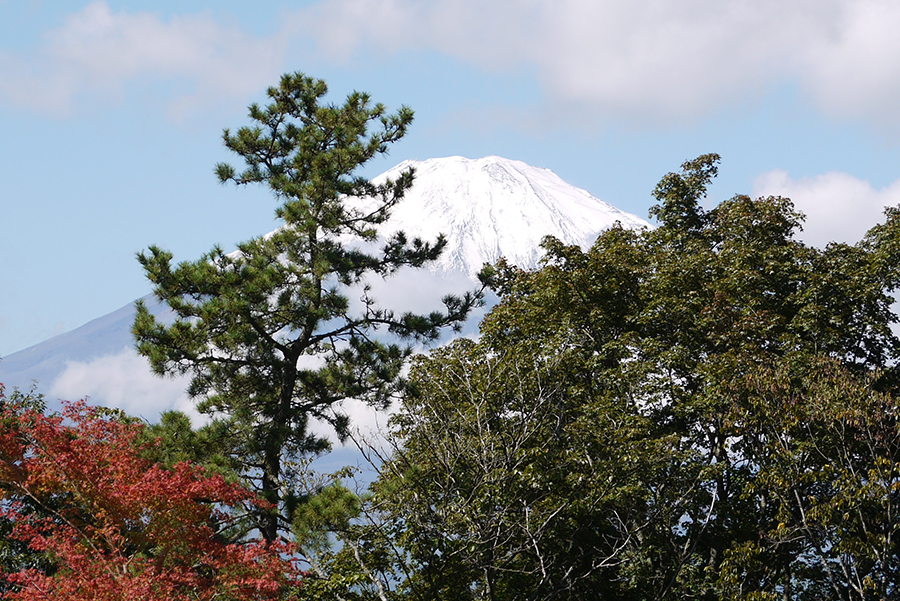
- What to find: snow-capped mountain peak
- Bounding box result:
[356,155,649,277]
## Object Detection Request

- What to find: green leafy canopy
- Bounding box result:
[367,154,900,600]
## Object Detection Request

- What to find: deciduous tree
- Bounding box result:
[0,394,301,600]
[372,155,900,599]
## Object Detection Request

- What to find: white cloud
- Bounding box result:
[0,2,286,117]
[309,398,398,448]
[289,0,900,127]
[8,1,900,126]
[798,0,900,122]
[752,169,900,247]
[46,347,402,442]
[49,348,199,422]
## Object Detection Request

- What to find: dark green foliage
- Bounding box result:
[717,358,900,600]
[138,410,244,479]
[372,155,900,600]
[133,72,481,543]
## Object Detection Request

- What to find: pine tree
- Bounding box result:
[133,72,482,542]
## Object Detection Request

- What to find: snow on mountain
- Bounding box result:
[355,156,648,277]
[0,156,648,422]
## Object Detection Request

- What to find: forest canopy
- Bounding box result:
[3,69,900,601]
[354,154,900,600]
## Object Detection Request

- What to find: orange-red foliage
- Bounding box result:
[0,394,303,600]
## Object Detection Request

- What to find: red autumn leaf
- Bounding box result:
[0,394,304,601]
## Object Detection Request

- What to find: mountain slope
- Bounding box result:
[0,156,648,418]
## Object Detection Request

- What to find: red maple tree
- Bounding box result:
[0,391,303,600]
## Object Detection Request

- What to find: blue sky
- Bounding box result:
[3,0,900,356]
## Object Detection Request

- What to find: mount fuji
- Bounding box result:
[0,156,649,421]
[352,156,647,277]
